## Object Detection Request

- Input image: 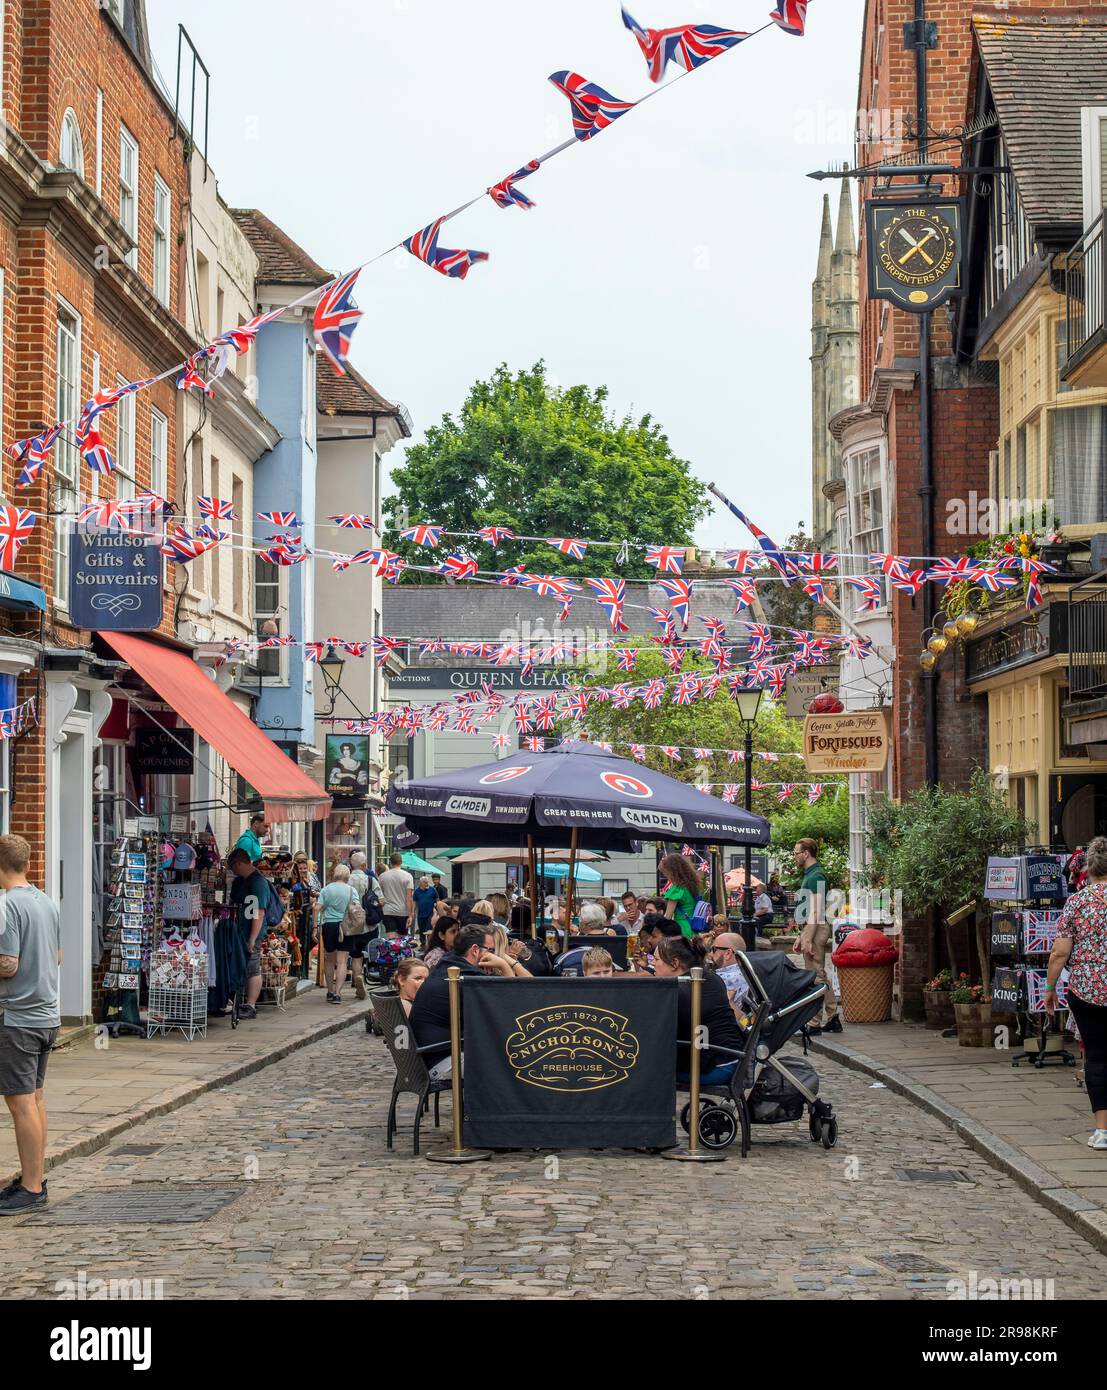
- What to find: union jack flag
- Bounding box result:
[404,217,489,280]
[78,499,135,532]
[584,576,628,633]
[928,556,980,585]
[845,576,883,613]
[498,564,528,587]
[259,545,307,566]
[332,549,377,572]
[658,644,684,674]
[546,537,588,561]
[476,525,516,545]
[342,642,369,658]
[642,678,667,709]
[889,569,926,596]
[489,159,541,210]
[198,497,237,523]
[803,577,828,604]
[75,422,113,476]
[777,784,797,804]
[621,7,749,83]
[400,524,444,549]
[796,553,838,575]
[0,507,36,569]
[160,527,227,562]
[329,514,377,530]
[9,424,63,487]
[847,635,875,660]
[870,553,912,582]
[760,751,781,763]
[257,511,301,527]
[673,671,702,706]
[765,666,789,698]
[549,71,636,142]
[693,746,712,760]
[215,307,285,356]
[629,744,647,763]
[313,270,363,376]
[516,574,581,599]
[563,690,590,721]
[523,736,544,752]
[492,733,511,752]
[722,783,740,804]
[303,642,327,665]
[615,647,638,672]
[556,596,574,623]
[700,616,727,641]
[609,684,633,711]
[177,352,214,397]
[716,496,798,584]
[975,567,1021,593]
[770,0,808,37]
[532,697,559,731]
[656,576,692,630]
[727,749,743,763]
[660,745,681,761]
[1026,575,1043,609]
[647,605,678,643]
[372,636,404,667]
[726,578,758,612]
[644,544,685,574]
[742,622,774,659]
[808,783,825,804]
[439,552,479,581]
[723,550,757,573]
[787,629,820,664]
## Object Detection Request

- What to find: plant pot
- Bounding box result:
[953,999,994,1048]
[923,989,955,1031]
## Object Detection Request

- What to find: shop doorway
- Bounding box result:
[1050,775,1107,852]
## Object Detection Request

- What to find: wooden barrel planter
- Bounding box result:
[954,1000,994,1048]
[923,989,955,1031]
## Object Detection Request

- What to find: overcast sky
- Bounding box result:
[147,0,865,548]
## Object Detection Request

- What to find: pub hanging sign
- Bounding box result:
[865,199,966,312]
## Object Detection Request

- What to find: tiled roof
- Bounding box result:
[316,357,397,417]
[974,11,1107,234]
[227,208,331,287]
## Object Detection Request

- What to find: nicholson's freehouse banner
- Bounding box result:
[462,977,677,1150]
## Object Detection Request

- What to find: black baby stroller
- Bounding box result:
[677,951,838,1155]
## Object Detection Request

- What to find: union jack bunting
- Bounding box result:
[610,684,634,710]
[556,596,574,623]
[215,307,285,356]
[372,636,404,667]
[329,514,377,530]
[313,269,363,376]
[1026,575,1043,609]
[656,576,692,630]
[808,784,825,804]
[563,690,590,721]
[257,512,301,527]
[404,217,489,280]
[532,697,559,731]
[672,671,702,706]
[523,736,544,752]
[341,642,369,658]
[716,498,798,584]
[693,747,711,760]
[584,576,628,633]
[796,553,838,575]
[177,353,214,397]
[476,526,517,545]
[803,577,828,604]
[847,635,875,660]
[400,524,444,549]
[644,544,685,574]
[770,0,808,37]
[727,749,742,763]
[75,421,113,475]
[259,545,307,566]
[492,734,511,752]
[765,666,789,698]
[723,550,757,573]
[303,642,327,665]
[726,578,758,612]
[722,784,740,803]
[498,564,528,587]
[548,71,636,142]
[642,678,667,709]
[629,744,647,763]
[928,556,980,585]
[743,623,773,659]
[546,537,588,561]
[332,549,378,572]
[870,553,912,582]
[615,648,638,672]
[975,568,1020,593]
[516,574,581,599]
[701,616,726,641]
[437,552,479,581]
[647,605,678,643]
[621,7,749,83]
[658,644,684,674]
[489,160,541,210]
[750,777,766,792]
[660,745,682,761]
[844,576,883,613]
[160,528,227,562]
[513,704,536,735]
[9,424,63,488]
[889,568,926,596]
[761,752,780,763]
[0,507,36,569]
[198,497,237,523]
[78,499,135,532]
[777,784,797,804]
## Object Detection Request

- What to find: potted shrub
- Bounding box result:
[922,969,955,1031]
[950,974,993,1048]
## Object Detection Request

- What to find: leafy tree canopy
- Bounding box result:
[383,363,711,580]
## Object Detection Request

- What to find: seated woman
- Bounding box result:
[651,934,745,1085]
[489,925,532,977]
[392,957,429,1017]
[422,917,458,971]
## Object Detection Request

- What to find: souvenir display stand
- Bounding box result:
[986,854,1075,1070]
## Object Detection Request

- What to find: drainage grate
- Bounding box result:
[109,1144,163,1157]
[25,1186,244,1225]
[895,1168,970,1185]
[874,1252,951,1274]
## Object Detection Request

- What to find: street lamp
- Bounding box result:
[734,684,764,952]
[318,646,346,716]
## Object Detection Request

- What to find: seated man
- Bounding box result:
[554,903,613,976]
[709,932,755,1014]
[410,924,524,1080]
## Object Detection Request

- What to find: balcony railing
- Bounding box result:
[1068,571,1107,699]
[1064,211,1106,382]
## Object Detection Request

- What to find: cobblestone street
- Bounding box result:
[1,1024,1105,1300]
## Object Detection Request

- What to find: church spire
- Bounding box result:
[835,176,856,255]
[816,193,833,281]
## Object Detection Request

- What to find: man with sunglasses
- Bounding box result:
[708,932,754,1015]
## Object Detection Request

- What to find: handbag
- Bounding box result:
[339,884,367,941]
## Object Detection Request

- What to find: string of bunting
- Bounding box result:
[0,696,38,741]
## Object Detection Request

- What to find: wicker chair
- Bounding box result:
[371,989,451,1155]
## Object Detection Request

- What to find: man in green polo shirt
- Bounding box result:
[234,813,268,864]
[791,837,841,1034]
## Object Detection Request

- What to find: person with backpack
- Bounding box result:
[316,862,364,1004]
[658,852,706,940]
[342,851,380,998]
[227,848,274,1019]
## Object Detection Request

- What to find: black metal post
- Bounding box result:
[921,310,938,789]
[740,721,756,952]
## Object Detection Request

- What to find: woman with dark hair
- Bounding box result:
[659,853,703,939]
[652,933,744,1083]
[422,917,459,971]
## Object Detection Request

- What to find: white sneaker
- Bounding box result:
[1089,1130,1107,1149]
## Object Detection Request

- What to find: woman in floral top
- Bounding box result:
[1047,836,1107,1146]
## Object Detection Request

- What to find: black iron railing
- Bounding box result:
[1068,571,1107,698]
[1065,212,1106,381]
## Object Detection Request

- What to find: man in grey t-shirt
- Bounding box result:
[377,853,414,935]
[0,834,61,1214]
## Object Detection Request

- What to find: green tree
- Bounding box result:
[383,363,711,580]
[769,791,850,891]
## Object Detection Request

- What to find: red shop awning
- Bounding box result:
[100,631,332,823]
